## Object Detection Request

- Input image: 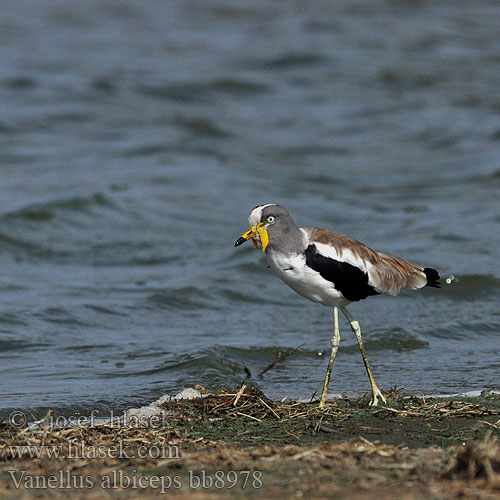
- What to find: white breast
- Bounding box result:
[265,251,349,308]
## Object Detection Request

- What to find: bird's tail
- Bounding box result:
[423,267,440,288]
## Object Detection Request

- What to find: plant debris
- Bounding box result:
[1,388,499,499]
[257,343,305,377]
[445,431,500,483]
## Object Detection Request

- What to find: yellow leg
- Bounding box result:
[319,307,340,407]
[340,306,386,407]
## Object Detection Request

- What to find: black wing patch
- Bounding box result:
[304,244,379,302]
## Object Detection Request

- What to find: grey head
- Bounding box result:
[249,204,307,254]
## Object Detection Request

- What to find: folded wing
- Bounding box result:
[304,227,438,298]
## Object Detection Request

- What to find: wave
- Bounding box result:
[3,192,116,222]
[340,327,429,353]
[439,274,500,301]
[145,287,218,311]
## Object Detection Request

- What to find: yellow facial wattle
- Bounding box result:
[256,222,269,252]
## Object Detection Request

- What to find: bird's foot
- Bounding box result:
[368,386,387,407]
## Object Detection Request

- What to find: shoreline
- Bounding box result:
[4,387,499,424]
[1,387,499,498]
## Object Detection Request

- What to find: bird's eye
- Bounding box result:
[267,215,275,224]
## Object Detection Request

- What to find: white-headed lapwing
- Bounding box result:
[235,204,440,407]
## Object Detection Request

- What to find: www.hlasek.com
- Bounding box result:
[7,441,180,460]
[7,469,264,492]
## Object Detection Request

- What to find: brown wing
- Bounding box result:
[304,227,427,296]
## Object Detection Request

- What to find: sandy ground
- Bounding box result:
[1,388,499,499]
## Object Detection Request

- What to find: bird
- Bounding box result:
[234,204,440,407]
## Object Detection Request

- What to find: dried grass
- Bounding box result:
[445,432,500,484]
[1,385,498,462]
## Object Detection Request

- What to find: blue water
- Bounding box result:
[1,0,499,418]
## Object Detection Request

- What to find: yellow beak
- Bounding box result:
[234,222,269,252]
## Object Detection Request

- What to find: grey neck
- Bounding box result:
[267,226,308,255]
